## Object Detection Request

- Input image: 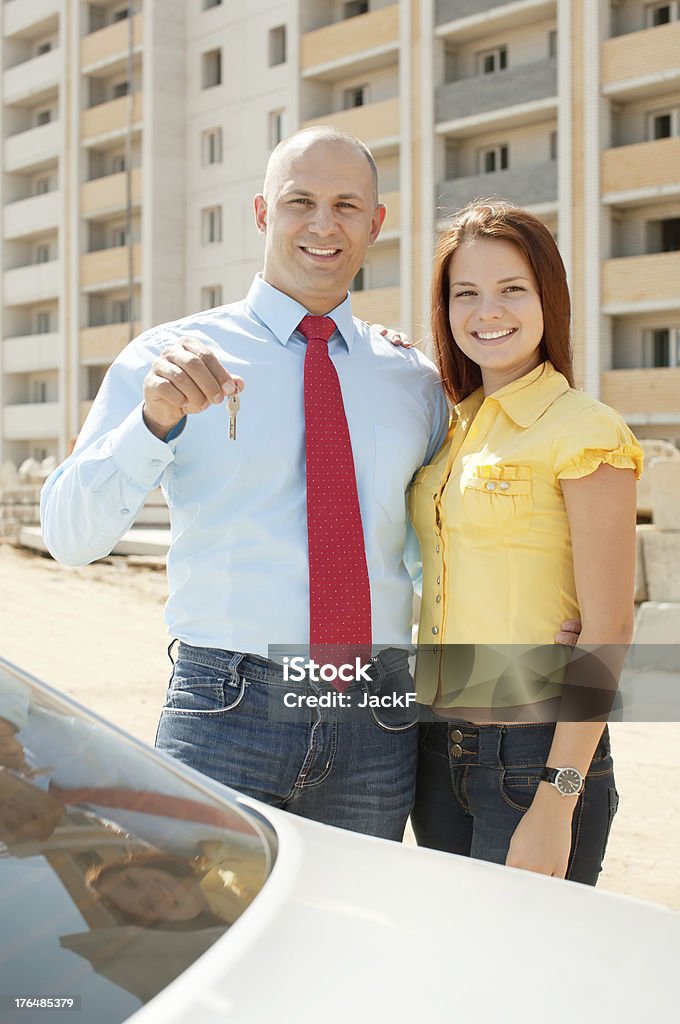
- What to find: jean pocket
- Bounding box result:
[499,768,542,812]
[164,662,247,716]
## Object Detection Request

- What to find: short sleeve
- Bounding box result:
[552,402,644,481]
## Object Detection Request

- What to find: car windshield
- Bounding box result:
[0,658,275,1024]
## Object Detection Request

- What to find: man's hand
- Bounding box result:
[555,619,581,647]
[142,337,245,439]
[370,323,412,348]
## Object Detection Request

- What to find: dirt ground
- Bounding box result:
[0,542,678,911]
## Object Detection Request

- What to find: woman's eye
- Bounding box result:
[504,286,525,293]
[454,290,475,298]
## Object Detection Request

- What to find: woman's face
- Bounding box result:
[448,237,544,393]
[97,865,208,923]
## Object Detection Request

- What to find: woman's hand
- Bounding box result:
[505,785,576,878]
[369,323,412,347]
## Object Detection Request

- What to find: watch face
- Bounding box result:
[556,768,582,795]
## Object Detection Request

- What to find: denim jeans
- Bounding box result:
[155,643,418,841]
[411,712,618,885]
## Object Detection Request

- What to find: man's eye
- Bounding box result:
[337,202,356,209]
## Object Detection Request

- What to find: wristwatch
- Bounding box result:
[540,766,584,796]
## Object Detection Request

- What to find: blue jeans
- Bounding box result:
[411,713,618,885]
[155,643,418,841]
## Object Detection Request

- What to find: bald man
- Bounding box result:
[41,127,449,840]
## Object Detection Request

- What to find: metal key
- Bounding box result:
[227,391,240,440]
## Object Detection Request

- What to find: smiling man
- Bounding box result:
[40,127,449,841]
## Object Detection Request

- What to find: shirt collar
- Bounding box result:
[245,274,356,352]
[453,362,570,430]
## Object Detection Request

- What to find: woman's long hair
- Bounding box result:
[431,200,573,404]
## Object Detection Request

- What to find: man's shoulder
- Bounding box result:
[129,300,250,356]
[353,319,440,378]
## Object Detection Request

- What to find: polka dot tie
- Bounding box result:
[298,315,372,679]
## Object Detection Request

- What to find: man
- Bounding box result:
[41,127,449,841]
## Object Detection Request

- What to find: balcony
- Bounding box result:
[602,22,680,100]
[3,49,61,106]
[81,13,143,71]
[81,93,143,144]
[602,138,680,203]
[303,98,400,150]
[80,244,142,289]
[351,286,401,326]
[3,0,60,39]
[4,121,60,173]
[437,0,522,23]
[3,402,60,441]
[601,369,680,417]
[2,332,61,374]
[602,252,680,313]
[437,57,557,131]
[438,162,557,216]
[301,5,399,80]
[3,260,61,306]
[80,322,141,363]
[437,0,556,35]
[4,191,60,240]
[81,168,142,217]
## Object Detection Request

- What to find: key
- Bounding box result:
[227,392,240,440]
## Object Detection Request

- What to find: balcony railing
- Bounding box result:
[351,285,401,326]
[438,162,557,215]
[303,97,400,148]
[80,244,142,288]
[3,402,60,440]
[3,260,61,306]
[81,13,143,70]
[437,57,557,125]
[81,167,142,217]
[602,137,680,198]
[3,0,60,39]
[4,121,60,173]
[437,0,515,23]
[81,92,143,141]
[602,251,680,310]
[2,332,61,374]
[80,322,141,363]
[601,368,680,417]
[4,190,60,239]
[602,21,680,95]
[301,5,398,75]
[3,48,61,106]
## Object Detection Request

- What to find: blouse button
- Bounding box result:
[431,626,439,635]
[435,544,440,553]
[433,493,437,500]
[485,481,496,491]
[499,481,510,490]
[435,595,441,603]
[436,576,441,585]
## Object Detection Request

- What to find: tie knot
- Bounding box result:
[298,315,336,345]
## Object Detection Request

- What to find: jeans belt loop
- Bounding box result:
[227,651,245,681]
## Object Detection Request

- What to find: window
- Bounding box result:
[35,177,51,195]
[111,226,128,247]
[32,380,48,404]
[202,206,222,245]
[201,285,223,309]
[343,1,369,17]
[36,312,51,334]
[647,109,679,139]
[36,109,52,126]
[202,127,223,165]
[652,113,672,138]
[35,244,51,263]
[549,130,558,161]
[36,41,52,56]
[548,29,557,57]
[352,267,366,292]
[477,46,507,74]
[202,49,222,88]
[112,81,130,99]
[269,25,287,66]
[661,218,680,251]
[112,299,131,323]
[479,144,508,173]
[203,0,222,7]
[111,152,127,173]
[268,110,284,150]
[644,328,680,367]
[33,447,49,461]
[343,85,368,109]
[112,7,130,22]
[645,3,672,26]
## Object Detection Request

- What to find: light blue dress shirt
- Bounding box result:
[41,276,449,656]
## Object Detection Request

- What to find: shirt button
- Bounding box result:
[450,728,463,743]
[486,481,496,491]
[435,594,441,603]
[431,626,439,635]
[450,743,463,758]
[151,458,162,467]
[499,481,510,490]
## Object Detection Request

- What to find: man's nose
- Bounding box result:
[308,205,337,236]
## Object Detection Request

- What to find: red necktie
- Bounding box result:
[299,315,372,681]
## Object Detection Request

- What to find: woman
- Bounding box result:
[408,200,642,884]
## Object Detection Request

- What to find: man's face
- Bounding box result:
[254,141,385,315]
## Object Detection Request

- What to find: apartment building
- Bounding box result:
[1,0,678,467]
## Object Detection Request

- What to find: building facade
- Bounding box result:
[1,0,678,467]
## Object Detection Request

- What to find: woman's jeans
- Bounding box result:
[155,642,418,842]
[411,712,619,885]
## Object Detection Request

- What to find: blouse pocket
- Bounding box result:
[462,464,533,534]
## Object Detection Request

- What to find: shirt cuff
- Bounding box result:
[109,403,178,488]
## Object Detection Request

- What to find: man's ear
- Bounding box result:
[254,194,267,235]
[368,203,387,246]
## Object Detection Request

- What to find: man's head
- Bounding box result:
[254,127,385,315]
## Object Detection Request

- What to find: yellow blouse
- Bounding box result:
[408,361,643,710]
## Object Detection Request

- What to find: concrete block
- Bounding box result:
[637,440,680,517]
[629,601,680,674]
[650,458,680,530]
[641,531,680,602]
[635,525,651,603]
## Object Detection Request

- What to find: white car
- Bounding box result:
[0,656,677,1024]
